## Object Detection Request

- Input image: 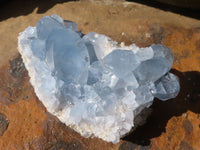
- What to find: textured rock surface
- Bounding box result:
[151,111,200,150]
[0,0,200,149]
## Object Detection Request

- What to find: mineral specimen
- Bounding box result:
[18,15,180,143]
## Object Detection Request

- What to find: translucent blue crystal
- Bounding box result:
[133,44,174,83]
[18,15,180,144]
[36,16,65,40]
[103,50,140,78]
[151,73,180,100]
[45,28,89,85]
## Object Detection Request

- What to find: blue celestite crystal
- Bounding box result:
[18,15,180,144]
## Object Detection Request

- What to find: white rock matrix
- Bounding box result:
[18,15,180,143]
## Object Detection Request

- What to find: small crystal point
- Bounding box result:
[36,16,64,40]
[63,20,78,31]
[103,50,140,78]
[151,73,180,100]
[151,44,174,68]
[133,44,174,84]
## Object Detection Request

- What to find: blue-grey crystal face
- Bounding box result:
[36,16,89,85]
[151,73,180,100]
[45,28,89,84]
[103,50,140,78]
[35,15,180,113]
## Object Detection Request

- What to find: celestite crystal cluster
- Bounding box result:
[18,15,180,143]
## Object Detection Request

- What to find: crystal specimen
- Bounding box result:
[18,15,180,143]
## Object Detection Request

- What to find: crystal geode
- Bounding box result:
[18,15,180,143]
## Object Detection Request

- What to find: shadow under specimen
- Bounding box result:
[0,0,76,21]
[128,0,200,20]
[123,69,200,145]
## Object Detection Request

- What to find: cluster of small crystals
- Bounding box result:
[18,15,180,143]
